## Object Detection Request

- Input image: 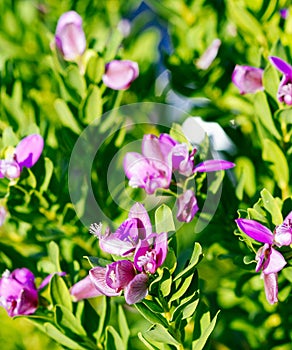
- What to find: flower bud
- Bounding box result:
[232,65,264,94]
[55,11,86,61]
[103,60,139,90]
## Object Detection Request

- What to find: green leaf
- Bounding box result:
[44,323,87,350]
[171,293,200,323]
[173,243,203,282]
[2,126,18,147]
[105,326,125,350]
[82,85,102,124]
[234,157,256,200]
[50,274,72,312]
[155,204,175,233]
[142,299,164,314]
[118,305,130,347]
[162,247,177,273]
[260,189,283,225]
[263,64,279,102]
[276,108,292,124]
[85,52,104,83]
[142,324,180,347]
[95,296,111,341]
[254,92,281,140]
[149,268,172,298]
[262,139,289,190]
[282,267,292,283]
[138,332,160,350]
[40,157,54,193]
[192,310,220,350]
[54,99,81,134]
[55,304,87,337]
[227,1,266,45]
[48,241,62,272]
[66,65,86,99]
[135,302,169,328]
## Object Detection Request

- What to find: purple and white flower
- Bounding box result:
[0,134,44,180]
[269,56,292,105]
[235,214,292,304]
[55,11,86,61]
[90,203,152,256]
[0,268,38,317]
[232,65,264,94]
[102,60,139,90]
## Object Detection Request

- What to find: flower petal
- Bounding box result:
[102,60,139,90]
[70,275,102,301]
[14,134,44,169]
[263,247,286,274]
[235,218,274,244]
[194,159,235,172]
[89,267,120,297]
[269,56,292,76]
[124,273,148,304]
[177,190,199,223]
[262,272,278,305]
[55,11,86,61]
[128,203,152,237]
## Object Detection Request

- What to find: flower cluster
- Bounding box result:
[123,133,235,223]
[70,203,168,304]
[0,134,44,180]
[236,211,292,304]
[0,268,66,317]
[54,10,139,90]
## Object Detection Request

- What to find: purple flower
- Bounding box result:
[235,217,289,304]
[55,11,86,61]
[102,60,139,90]
[236,214,292,247]
[90,203,152,256]
[232,65,264,94]
[269,56,292,105]
[123,134,173,194]
[134,232,168,274]
[0,134,44,180]
[0,268,38,317]
[194,159,235,173]
[279,8,289,20]
[176,190,199,223]
[89,260,148,304]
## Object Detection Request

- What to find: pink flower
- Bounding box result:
[89,261,149,305]
[123,134,173,194]
[0,268,38,317]
[90,203,152,256]
[0,134,44,180]
[134,232,168,274]
[176,190,199,223]
[235,216,291,304]
[55,11,86,61]
[232,65,264,94]
[102,60,139,90]
[269,56,292,105]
